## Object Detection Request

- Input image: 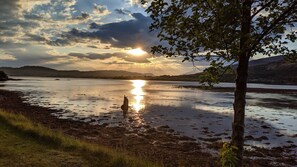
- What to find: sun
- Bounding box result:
[127,48,147,56]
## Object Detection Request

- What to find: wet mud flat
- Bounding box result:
[0,89,296,167]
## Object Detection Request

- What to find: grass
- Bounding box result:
[0,110,158,167]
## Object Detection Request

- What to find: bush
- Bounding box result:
[220,142,238,167]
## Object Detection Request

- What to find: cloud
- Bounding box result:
[68,52,112,60]
[0,0,52,50]
[0,0,192,75]
[25,34,72,46]
[0,0,20,20]
[128,0,143,7]
[23,13,49,20]
[115,9,131,15]
[0,0,40,38]
[93,4,110,15]
[78,13,90,20]
[68,52,151,63]
[68,13,157,50]
[20,0,51,11]
[0,45,71,67]
[0,50,17,61]
[26,0,76,21]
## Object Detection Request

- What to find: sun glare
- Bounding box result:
[131,80,146,113]
[127,48,147,56]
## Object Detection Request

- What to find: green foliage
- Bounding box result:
[198,61,234,87]
[284,50,297,63]
[220,142,239,167]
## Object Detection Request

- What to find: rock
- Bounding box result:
[261,125,270,129]
[245,135,254,140]
[254,136,269,141]
[0,71,8,81]
[158,125,170,129]
[276,134,284,137]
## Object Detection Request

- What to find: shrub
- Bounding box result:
[220,142,238,167]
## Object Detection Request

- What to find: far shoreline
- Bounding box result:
[1,75,297,88]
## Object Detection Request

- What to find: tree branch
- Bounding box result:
[251,0,275,19]
[251,1,297,52]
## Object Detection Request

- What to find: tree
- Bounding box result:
[141,0,297,166]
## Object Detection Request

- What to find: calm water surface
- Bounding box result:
[1,77,297,152]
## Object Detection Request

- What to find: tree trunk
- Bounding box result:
[231,1,251,166]
[231,53,249,166]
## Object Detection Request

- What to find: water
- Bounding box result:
[1,77,297,153]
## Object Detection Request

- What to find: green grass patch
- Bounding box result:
[0,110,158,167]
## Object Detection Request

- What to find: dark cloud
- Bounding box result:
[75,13,90,20]
[0,0,41,47]
[5,20,40,29]
[24,13,46,20]
[115,9,131,15]
[68,13,158,51]
[103,61,133,65]
[89,22,100,29]
[0,47,70,68]
[122,54,151,63]
[0,40,29,49]
[68,52,151,63]
[87,45,98,48]
[0,0,20,20]
[47,38,72,46]
[68,53,112,60]
[26,34,48,42]
[26,34,72,46]
[0,0,39,34]
[94,4,109,14]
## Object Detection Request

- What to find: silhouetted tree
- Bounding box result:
[141,0,297,166]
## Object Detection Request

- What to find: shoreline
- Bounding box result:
[0,89,296,166]
[0,89,215,167]
[3,75,297,86]
[179,85,297,94]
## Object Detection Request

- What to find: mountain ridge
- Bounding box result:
[1,55,296,84]
[0,66,154,79]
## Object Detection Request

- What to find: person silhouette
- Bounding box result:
[121,96,129,118]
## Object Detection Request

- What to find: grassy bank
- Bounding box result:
[0,110,158,167]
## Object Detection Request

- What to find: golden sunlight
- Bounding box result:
[131,80,146,112]
[127,48,147,56]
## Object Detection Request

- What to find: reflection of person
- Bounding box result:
[121,96,129,117]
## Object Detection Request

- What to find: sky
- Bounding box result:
[0,0,205,75]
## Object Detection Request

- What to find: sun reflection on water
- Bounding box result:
[131,80,146,113]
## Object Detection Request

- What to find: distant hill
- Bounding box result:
[247,56,297,84]
[152,56,297,84]
[0,66,154,79]
[248,56,284,67]
[1,56,296,84]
